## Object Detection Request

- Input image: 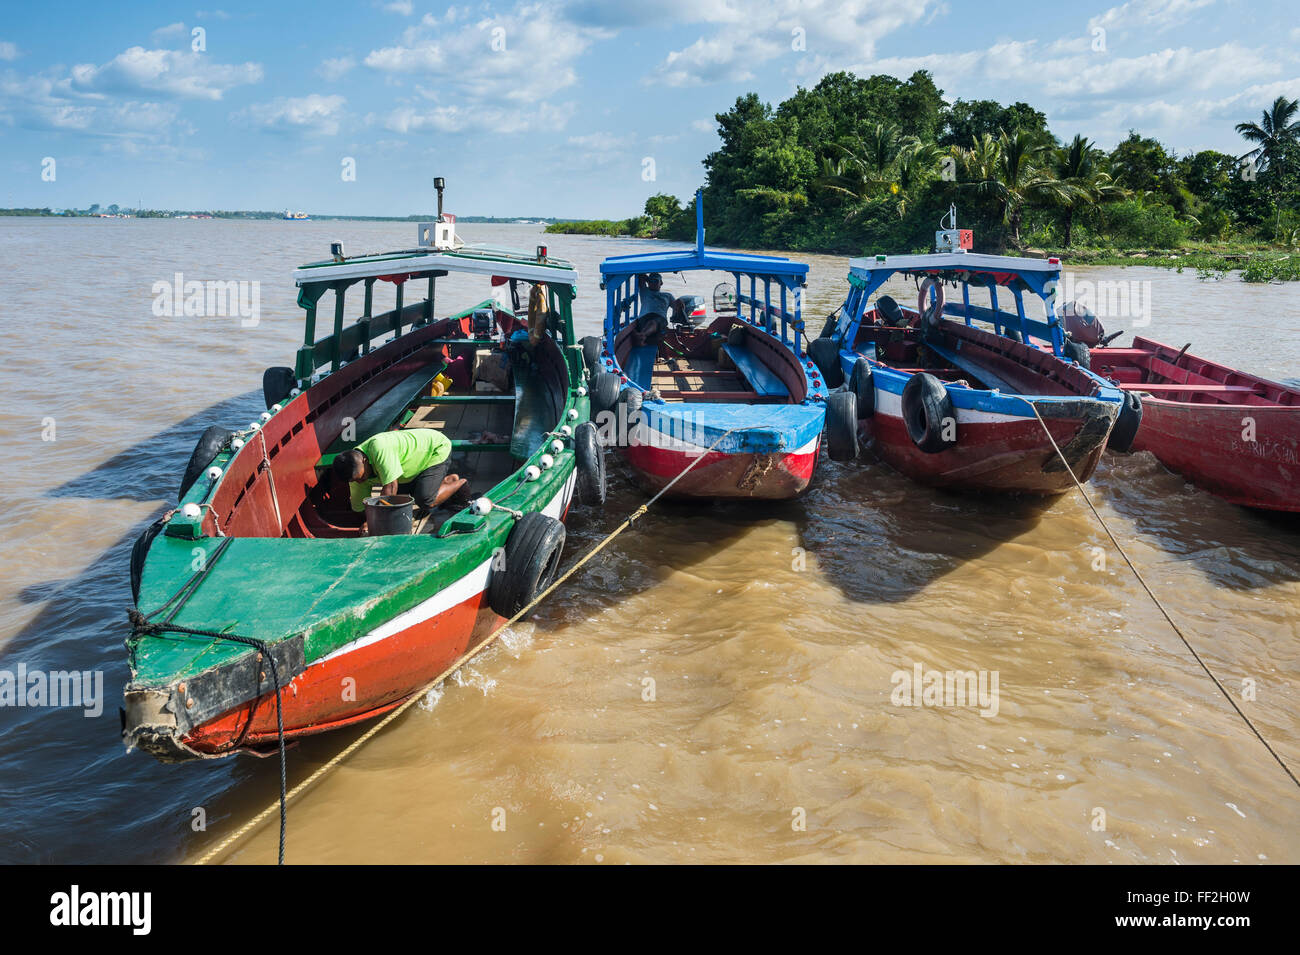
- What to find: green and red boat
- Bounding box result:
[124,189,605,761]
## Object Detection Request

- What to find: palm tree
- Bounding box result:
[817,124,943,219]
[1236,95,1300,171]
[955,128,1071,247]
[1054,134,1126,247]
[1236,96,1300,237]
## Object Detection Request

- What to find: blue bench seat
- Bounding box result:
[720,343,789,397]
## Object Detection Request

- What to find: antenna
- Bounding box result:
[434,177,445,221]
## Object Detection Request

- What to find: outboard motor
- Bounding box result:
[1060,301,1103,347]
[876,294,908,327]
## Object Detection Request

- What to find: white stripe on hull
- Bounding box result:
[315,469,576,667]
[875,389,1031,425]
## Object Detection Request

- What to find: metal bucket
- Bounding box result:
[364,494,415,536]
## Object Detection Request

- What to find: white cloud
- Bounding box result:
[238,94,347,135]
[70,47,262,100]
[0,41,18,61]
[1088,0,1217,34]
[645,0,940,87]
[365,3,602,103]
[690,119,714,133]
[376,99,576,134]
[150,22,187,45]
[383,0,414,13]
[318,56,356,81]
[364,3,600,134]
[0,71,183,137]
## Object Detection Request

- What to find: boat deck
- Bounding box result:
[650,355,776,403]
[404,399,517,534]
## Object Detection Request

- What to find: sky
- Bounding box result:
[2,0,1298,217]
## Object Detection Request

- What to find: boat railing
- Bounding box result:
[842,270,1064,358]
[296,273,577,384]
[603,270,804,365]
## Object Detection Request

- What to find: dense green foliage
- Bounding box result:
[553,72,1299,280]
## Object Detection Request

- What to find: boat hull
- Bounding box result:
[622,435,819,499]
[1130,402,1299,511]
[127,474,575,761]
[1093,338,1300,512]
[860,395,1113,495]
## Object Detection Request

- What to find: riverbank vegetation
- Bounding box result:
[551,71,1299,280]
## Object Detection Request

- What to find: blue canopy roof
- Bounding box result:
[599,190,808,283]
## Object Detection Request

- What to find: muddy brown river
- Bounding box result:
[1,217,1296,863]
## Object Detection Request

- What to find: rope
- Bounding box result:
[126,611,289,863]
[193,424,748,865]
[1022,398,1299,791]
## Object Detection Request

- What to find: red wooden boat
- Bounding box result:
[1092,337,1300,512]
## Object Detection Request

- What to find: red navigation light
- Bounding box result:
[537,245,548,260]
[1048,257,1060,265]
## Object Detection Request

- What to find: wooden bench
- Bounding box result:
[923,340,1019,394]
[1121,383,1259,394]
[720,344,789,397]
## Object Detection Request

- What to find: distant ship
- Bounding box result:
[283,210,310,220]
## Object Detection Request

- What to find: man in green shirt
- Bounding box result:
[332,427,466,516]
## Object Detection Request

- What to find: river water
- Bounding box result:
[1,217,1297,864]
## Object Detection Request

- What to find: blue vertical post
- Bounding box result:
[780,284,789,345]
[962,282,972,326]
[1012,287,1031,347]
[989,286,1001,336]
[695,188,704,259]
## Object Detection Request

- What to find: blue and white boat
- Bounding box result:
[586,191,857,500]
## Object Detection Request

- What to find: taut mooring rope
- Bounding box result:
[194,424,748,864]
[1024,398,1299,791]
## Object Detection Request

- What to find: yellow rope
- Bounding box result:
[194,425,741,864]
[1023,399,1299,790]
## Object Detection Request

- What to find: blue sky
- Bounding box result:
[3,0,1298,217]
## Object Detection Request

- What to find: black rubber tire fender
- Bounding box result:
[825,390,859,462]
[848,358,875,417]
[818,311,840,338]
[591,371,621,417]
[129,519,165,606]
[262,366,297,409]
[1062,338,1091,369]
[808,336,844,388]
[619,388,644,447]
[179,425,234,499]
[901,372,957,453]
[580,336,602,375]
[573,421,607,506]
[486,512,566,618]
[1107,390,1143,453]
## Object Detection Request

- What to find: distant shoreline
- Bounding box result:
[0,209,564,223]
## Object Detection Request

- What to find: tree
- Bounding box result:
[1235,96,1300,237]
[955,129,1070,248]
[642,194,683,236]
[1235,95,1300,172]
[939,99,1049,149]
[1054,135,1125,247]
[817,124,942,220]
